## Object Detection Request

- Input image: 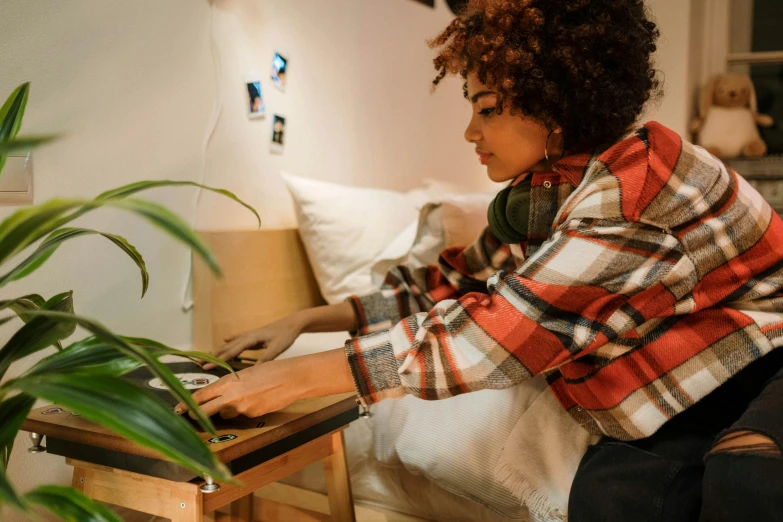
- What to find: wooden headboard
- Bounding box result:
[192,229,326,357]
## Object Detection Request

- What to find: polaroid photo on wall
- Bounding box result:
[243,73,265,119]
[270,114,286,154]
[270,51,288,92]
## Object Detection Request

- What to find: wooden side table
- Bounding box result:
[21,393,358,522]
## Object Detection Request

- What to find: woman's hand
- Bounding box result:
[176,360,299,419]
[175,348,356,420]
[202,313,305,370]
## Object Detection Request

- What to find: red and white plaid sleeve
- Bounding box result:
[345,215,694,405]
[344,226,518,336]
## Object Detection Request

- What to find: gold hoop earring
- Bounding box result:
[545,129,562,163]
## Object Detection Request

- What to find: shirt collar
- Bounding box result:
[548,124,646,186]
[550,152,594,186]
[511,151,593,188]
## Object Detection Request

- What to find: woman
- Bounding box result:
[179,1,783,519]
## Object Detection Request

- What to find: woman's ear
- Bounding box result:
[698,75,719,119]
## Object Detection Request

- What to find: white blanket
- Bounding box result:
[494,388,600,521]
[283,329,599,522]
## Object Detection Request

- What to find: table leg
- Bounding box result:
[72,466,90,496]
[68,459,204,522]
[230,493,254,521]
[170,500,204,522]
[323,430,355,522]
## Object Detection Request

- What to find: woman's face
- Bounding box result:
[464,72,561,183]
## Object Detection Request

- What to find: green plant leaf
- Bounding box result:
[1,294,63,351]
[0,83,28,143]
[0,197,221,278]
[27,337,141,378]
[0,316,19,331]
[125,336,235,374]
[0,294,45,321]
[96,180,261,228]
[26,485,123,522]
[0,393,35,470]
[0,310,217,434]
[0,198,88,264]
[106,198,221,275]
[0,227,149,296]
[0,135,56,156]
[0,182,257,274]
[10,374,232,483]
[27,335,234,379]
[0,82,29,176]
[0,292,75,380]
[0,463,27,512]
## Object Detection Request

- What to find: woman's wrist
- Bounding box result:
[288,348,356,399]
[288,310,310,335]
[294,302,357,334]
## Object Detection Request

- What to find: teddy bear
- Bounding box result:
[689,73,774,158]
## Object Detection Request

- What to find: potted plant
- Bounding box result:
[0,83,258,521]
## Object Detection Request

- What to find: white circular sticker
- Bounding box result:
[148,373,219,390]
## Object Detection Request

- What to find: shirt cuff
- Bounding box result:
[343,328,405,406]
[345,292,394,337]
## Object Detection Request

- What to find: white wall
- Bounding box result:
[0,1,692,519]
[647,0,693,137]
[197,0,499,232]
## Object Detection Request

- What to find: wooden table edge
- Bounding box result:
[20,393,359,464]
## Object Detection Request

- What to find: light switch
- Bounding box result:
[0,153,33,205]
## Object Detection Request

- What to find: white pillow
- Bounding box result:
[405,177,469,210]
[440,193,496,247]
[370,193,495,288]
[282,172,478,303]
[282,172,421,303]
[370,202,446,288]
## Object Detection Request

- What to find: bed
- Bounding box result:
[191,176,544,522]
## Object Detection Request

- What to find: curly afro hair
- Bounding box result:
[429,0,662,153]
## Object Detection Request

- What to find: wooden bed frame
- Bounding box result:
[192,228,326,360]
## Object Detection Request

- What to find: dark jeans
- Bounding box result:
[568,348,783,522]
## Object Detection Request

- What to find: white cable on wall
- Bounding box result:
[181,0,223,312]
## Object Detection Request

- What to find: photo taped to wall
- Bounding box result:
[271,51,288,91]
[270,114,285,154]
[244,73,265,119]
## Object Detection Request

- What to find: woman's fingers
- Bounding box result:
[197,394,233,418]
[203,337,264,370]
[219,405,243,420]
[202,360,219,370]
[187,395,243,420]
[258,343,277,363]
[202,343,236,370]
[173,377,228,414]
[173,359,302,422]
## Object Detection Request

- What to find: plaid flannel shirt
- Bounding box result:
[344,121,783,440]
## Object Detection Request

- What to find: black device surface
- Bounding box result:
[122,361,233,408]
[45,409,359,481]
